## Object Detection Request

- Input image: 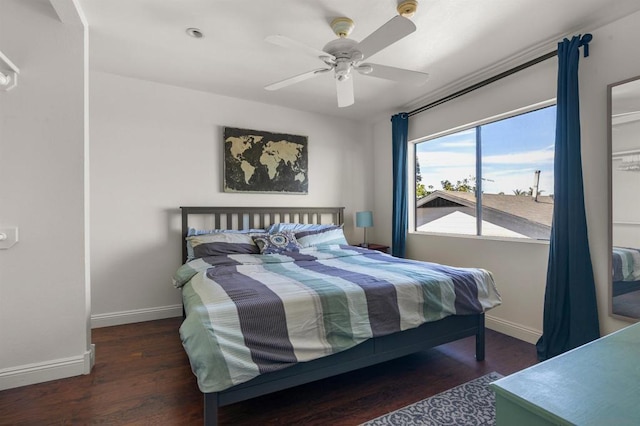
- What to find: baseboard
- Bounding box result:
[0,346,94,391]
[485,314,541,344]
[91,304,183,328]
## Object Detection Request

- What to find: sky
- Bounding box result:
[415,105,556,196]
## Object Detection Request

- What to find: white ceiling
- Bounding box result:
[80,0,640,122]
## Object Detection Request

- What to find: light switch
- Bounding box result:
[0,227,18,249]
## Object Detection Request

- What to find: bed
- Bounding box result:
[176,206,501,426]
[612,246,640,297]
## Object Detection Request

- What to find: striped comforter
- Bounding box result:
[173,245,501,393]
[613,246,640,282]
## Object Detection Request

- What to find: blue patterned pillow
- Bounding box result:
[252,231,303,254]
[294,226,348,248]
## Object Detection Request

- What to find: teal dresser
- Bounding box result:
[490,323,640,425]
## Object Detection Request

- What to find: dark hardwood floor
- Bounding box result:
[0,317,538,425]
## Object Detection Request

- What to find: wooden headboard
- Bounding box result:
[180,206,345,263]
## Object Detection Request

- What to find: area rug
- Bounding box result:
[362,372,504,426]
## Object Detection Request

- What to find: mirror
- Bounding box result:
[609,75,640,321]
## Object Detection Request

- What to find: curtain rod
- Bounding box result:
[407,50,558,117]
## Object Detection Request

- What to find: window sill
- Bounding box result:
[410,230,551,245]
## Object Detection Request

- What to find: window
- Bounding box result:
[415,105,556,239]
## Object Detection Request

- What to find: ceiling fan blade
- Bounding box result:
[336,77,354,108]
[360,63,429,86]
[265,35,335,61]
[355,16,416,60]
[265,68,332,91]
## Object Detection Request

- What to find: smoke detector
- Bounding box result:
[186,28,204,38]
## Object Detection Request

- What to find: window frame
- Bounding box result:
[409,99,556,243]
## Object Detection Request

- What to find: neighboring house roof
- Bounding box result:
[418,210,530,238]
[417,190,554,227]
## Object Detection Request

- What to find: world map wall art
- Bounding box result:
[223,127,309,194]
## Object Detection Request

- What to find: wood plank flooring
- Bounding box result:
[0,317,538,425]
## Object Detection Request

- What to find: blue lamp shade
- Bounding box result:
[356,211,373,228]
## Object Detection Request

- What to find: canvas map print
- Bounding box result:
[223,127,308,194]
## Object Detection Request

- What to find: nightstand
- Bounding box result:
[358,243,389,253]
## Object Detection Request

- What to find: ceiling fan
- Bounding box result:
[264,3,429,108]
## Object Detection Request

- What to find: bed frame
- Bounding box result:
[180,206,486,426]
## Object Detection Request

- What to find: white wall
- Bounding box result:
[372,10,640,342]
[0,0,91,390]
[89,71,372,325]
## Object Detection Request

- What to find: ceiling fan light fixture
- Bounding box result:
[397,0,418,18]
[335,60,351,78]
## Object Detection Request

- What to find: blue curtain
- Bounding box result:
[391,113,409,258]
[536,34,599,361]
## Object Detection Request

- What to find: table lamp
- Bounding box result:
[355,211,373,247]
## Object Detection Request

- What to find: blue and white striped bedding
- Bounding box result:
[613,246,640,282]
[173,245,501,393]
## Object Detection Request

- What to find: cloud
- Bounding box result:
[418,146,554,167]
[440,140,476,148]
[484,149,554,164]
[417,151,475,167]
